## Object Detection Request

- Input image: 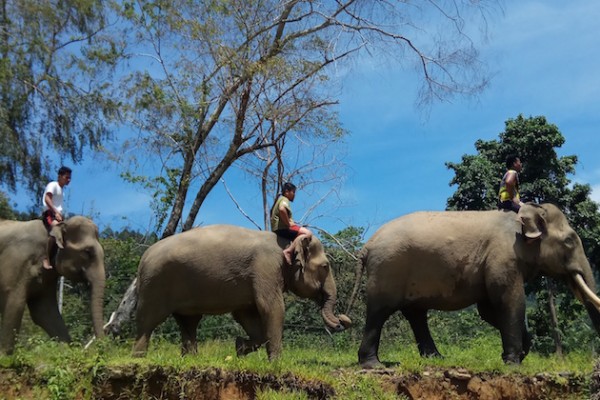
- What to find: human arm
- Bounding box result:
[44,192,63,222]
[278,204,294,228]
[504,171,523,206]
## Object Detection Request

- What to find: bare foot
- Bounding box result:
[42,259,53,270]
[283,251,292,265]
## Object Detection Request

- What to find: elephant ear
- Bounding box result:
[293,234,311,271]
[50,222,66,249]
[518,204,546,240]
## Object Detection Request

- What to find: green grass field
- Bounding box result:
[0,333,597,399]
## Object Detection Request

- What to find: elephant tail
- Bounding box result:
[345,248,368,316]
[104,278,139,337]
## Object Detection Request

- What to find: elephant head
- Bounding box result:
[52,216,106,339]
[519,203,600,333]
[288,234,352,332]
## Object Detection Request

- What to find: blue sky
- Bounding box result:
[14,0,600,239]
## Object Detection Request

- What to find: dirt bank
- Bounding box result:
[0,365,591,399]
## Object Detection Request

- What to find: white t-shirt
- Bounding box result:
[42,181,65,213]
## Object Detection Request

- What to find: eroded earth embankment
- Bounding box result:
[0,365,594,399]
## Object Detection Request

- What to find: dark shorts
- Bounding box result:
[42,210,56,231]
[498,200,520,213]
[274,225,301,241]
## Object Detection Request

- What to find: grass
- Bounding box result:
[0,333,597,399]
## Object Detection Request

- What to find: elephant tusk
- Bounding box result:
[573,273,600,310]
[84,336,96,350]
[104,312,116,331]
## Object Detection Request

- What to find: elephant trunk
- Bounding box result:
[320,276,352,332]
[85,258,106,339]
[571,271,600,335]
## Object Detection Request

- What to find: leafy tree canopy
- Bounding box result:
[0,0,119,196]
[446,115,578,211]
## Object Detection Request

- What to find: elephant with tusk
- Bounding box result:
[131,225,351,360]
[353,203,600,369]
[0,216,105,354]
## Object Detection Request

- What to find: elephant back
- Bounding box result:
[138,224,284,276]
[0,219,47,253]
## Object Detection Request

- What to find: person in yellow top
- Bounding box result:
[270,182,312,265]
[498,155,524,212]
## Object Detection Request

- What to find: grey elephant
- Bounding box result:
[0,216,105,354]
[132,224,351,359]
[351,203,600,368]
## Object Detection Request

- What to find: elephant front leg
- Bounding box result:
[478,299,530,364]
[0,294,27,354]
[358,303,394,369]
[232,308,265,357]
[256,294,284,361]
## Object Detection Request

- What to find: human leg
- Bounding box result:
[43,219,59,270]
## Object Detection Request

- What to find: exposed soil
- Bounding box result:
[377,367,589,399]
[0,365,592,399]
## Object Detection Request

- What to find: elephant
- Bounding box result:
[352,203,600,368]
[0,216,105,354]
[132,224,351,360]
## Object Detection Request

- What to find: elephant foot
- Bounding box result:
[181,345,198,357]
[502,352,522,365]
[132,350,146,358]
[235,337,259,357]
[132,341,149,358]
[359,357,385,370]
[420,350,443,359]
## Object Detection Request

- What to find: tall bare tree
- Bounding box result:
[104,0,498,238]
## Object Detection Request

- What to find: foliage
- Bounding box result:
[0,0,119,197]
[0,191,16,220]
[91,0,502,238]
[0,191,39,220]
[445,113,600,356]
[446,115,577,210]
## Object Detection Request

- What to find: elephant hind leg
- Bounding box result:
[358,303,395,369]
[173,313,202,356]
[232,308,265,357]
[132,305,170,357]
[402,308,441,358]
[28,295,70,342]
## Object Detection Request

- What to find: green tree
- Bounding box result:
[0,0,119,197]
[0,190,15,219]
[0,190,38,220]
[446,115,576,210]
[100,0,500,238]
[445,114,600,355]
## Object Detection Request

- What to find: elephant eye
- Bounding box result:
[564,233,577,249]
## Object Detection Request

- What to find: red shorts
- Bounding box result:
[275,225,301,241]
[42,210,56,231]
